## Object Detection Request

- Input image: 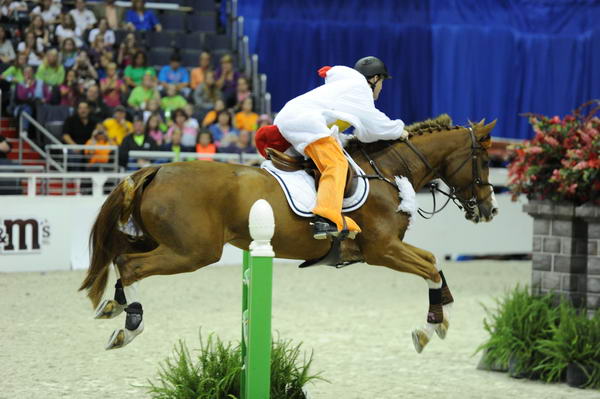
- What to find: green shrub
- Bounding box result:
[476,285,560,377]
[147,333,325,399]
[534,307,600,388]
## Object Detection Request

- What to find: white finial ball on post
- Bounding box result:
[249,199,275,257]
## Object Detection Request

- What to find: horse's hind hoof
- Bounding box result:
[412,329,430,354]
[94,299,126,319]
[435,318,449,340]
[105,320,144,350]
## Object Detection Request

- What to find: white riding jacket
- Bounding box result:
[274,65,407,155]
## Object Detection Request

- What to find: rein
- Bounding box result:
[358,127,492,219]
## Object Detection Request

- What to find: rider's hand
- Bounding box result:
[400,129,409,140]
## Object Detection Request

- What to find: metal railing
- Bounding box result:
[127,150,262,170]
[0,172,128,197]
[0,164,45,172]
[18,112,64,172]
[46,144,120,173]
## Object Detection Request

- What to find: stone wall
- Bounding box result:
[524,201,590,309]
[575,204,600,314]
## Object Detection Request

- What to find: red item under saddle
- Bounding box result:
[255,124,291,158]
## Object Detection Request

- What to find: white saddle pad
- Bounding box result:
[262,151,370,218]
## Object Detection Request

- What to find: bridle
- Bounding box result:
[358,126,494,219]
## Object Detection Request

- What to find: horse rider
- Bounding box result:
[256,56,408,240]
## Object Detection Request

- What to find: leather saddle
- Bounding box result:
[265,147,358,198]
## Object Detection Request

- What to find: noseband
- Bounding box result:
[359,126,493,219]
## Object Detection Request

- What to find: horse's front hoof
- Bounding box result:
[94,299,125,319]
[435,318,449,340]
[412,329,430,354]
[105,320,144,350]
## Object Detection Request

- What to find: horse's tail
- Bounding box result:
[79,166,160,308]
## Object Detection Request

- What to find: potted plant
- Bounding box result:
[147,332,325,399]
[476,286,560,378]
[535,306,600,389]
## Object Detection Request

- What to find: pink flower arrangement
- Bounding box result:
[508,100,600,205]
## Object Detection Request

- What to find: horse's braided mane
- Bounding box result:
[346,114,460,154]
[405,114,458,136]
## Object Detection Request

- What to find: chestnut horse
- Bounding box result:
[80,116,498,352]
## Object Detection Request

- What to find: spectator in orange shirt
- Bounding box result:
[234,97,258,132]
[85,124,116,168]
[201,98,225,127]
[195,131,216,161]
[190,51,212,90]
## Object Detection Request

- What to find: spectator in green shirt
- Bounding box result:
[35,49,65,86]
[124,50,156,89]
[127,72,160,109]
[0,52,27,84]
[160,84,188,114]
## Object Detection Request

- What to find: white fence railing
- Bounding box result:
[46,144,120,173]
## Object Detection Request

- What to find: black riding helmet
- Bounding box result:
[354,56,392,80]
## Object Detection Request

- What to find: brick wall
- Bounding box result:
[524,201,589,308]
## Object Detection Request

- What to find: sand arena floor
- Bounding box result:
[1,260,598,399]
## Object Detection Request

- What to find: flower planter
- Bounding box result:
[523,200,588,308]
[566,362,592,388]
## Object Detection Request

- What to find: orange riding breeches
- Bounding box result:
[304,136,361,233]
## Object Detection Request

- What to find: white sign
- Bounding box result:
[0,217,51,254]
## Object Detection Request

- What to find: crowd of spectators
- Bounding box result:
[0,0,270,170]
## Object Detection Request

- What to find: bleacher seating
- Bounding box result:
[160,12,187,31]
[35,105,72,126]
[204,34,231,51]
[181,49,204,67]
[186,13,217,33]
[146,30,179,48]
[148,47,173,67]
[180,32,204,50]
[0,0,268,181]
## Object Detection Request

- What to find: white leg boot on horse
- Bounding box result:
[362,239,446,354]
[105,266,144,350]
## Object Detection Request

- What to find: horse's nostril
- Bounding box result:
[491,207,499,216]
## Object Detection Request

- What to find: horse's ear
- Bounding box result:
[468,118,486,128]
[477,120,496,149]
[483,119,497,133]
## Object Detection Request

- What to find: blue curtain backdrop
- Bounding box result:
[238,0,600,139]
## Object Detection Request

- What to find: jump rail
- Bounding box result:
[242,199,275,399]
